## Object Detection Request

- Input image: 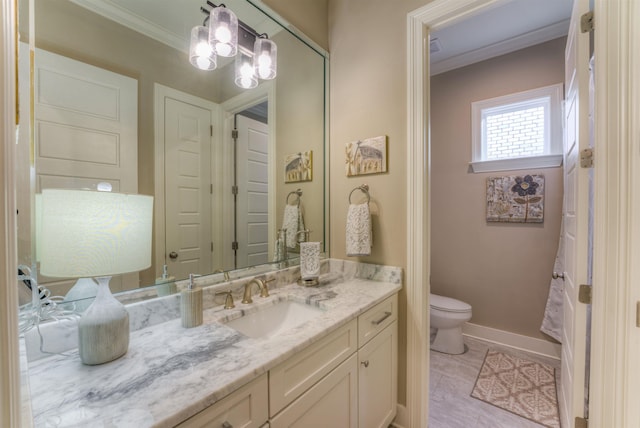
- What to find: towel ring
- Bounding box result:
[287,189,302,205]
[349,184,370,204]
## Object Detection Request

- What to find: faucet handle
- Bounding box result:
[260,278,275,297]
[215,290,235,309]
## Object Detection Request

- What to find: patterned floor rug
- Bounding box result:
[471,349,560,428]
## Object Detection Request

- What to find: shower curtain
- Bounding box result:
[541,218,564,343]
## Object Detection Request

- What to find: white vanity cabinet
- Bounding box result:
[270,293,398,428]
[177,293,398,428]
[176,373,268,428]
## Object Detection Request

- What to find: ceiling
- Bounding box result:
[430,0,574,75]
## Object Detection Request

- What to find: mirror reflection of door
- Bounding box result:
[163,95,214,281]
[29,46,138,296]
[234,106,269,268]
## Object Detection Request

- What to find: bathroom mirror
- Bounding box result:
[16,0,327,304]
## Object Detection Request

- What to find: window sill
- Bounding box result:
[469,154,563,173]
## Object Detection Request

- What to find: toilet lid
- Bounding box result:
[429,294,471,313]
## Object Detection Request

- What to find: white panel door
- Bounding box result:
[164,97,213,280]
[33,47,138,294]
[560,0,591,425]
[235,115,269,268]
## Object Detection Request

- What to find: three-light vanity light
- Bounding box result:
[189,1,277,89]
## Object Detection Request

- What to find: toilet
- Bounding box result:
[429,293,472,354]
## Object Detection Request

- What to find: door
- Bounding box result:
[235,114,269,268]
[560,0,591,425]
[33,47,138,294]
[164,97,213,280]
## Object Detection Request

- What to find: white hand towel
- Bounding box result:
[346,203,372,256]
[283,204,301,249]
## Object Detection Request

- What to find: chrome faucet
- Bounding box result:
[242,278,273,304]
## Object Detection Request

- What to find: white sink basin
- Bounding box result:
[225,300,324,339]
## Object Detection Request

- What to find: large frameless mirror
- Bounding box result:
[16,0,327,309]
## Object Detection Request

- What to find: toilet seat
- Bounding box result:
[430,294,471,313]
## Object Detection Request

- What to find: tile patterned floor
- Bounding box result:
[429,336,561,428]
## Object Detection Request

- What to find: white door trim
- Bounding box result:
[221,82,275,270]
[407,0,639,426]
[590,1,640,426]
[153,84,220,277]
[1,0,21,425]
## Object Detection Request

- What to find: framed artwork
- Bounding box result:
[486,174,545,223]
[284,151,312,183]
[345,135,388,176]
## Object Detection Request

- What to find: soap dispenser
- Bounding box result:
[155,265,176,296]
[181,274,203,328]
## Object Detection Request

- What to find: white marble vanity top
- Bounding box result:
[24,260,402,427]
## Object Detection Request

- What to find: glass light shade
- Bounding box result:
[209,6,238,57]
[39,189,153,278]
[254,38,277,80]
[234,51,258,89]
[189,25,217,70]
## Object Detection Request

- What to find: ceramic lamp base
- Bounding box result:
[78,276,129,365]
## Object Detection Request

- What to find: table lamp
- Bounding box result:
[39,189,153,365]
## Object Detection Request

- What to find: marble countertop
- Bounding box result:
[25,266,401,427]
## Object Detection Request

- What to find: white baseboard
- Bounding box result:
[390,403,407,428]
[462,322,561,360]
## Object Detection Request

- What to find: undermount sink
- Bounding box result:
[225,300,324,339]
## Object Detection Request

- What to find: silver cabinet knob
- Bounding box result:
[169,251,178,259]
[552,272,565,280]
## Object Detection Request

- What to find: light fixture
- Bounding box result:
[209,5,238,57]
[39,189,153,365]
[254,36,277,80]
[190,25,217,70]
[189,2,277,89]
[235,50,258,89]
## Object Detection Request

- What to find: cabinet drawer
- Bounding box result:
[358,294,397,347]
[176,373,268,428]
[269,319,357,416]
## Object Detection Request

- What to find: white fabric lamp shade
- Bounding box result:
[39,189,153,278]
[38,189,153,365]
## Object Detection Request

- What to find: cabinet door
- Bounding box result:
[270,354,358,428]
[358,321,397,428]
[177,374,268,428]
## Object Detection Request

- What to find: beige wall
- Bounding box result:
[430,38,566,341]
[328,0,434,407]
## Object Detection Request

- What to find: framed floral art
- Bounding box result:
[486,174,545,223]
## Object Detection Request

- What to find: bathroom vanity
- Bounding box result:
[21,260,401,427]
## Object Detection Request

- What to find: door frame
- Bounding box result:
[406,0,640,427]
[153,84,220,277]
[220,82,275,270]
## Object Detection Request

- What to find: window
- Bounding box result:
[470,83,563,172]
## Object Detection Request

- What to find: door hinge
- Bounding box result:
[575,416,588,428]
[231,129,238,139]
[210,125,213,136]
[636,301,640,327]
[211,242,214,252]
[579,284,592,304]
[581,11,594,33]
[231,241,238,251]
[210,183,213,194]
[232,185,238,195]
[580,148,594,168]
